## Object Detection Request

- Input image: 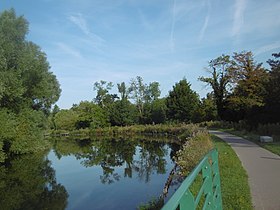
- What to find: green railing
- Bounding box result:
[161,149,222,210]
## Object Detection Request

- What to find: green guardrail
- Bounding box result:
[161,149,222,210]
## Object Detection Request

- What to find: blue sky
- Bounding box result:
[1,0,280,109]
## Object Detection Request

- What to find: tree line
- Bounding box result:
[52,51,280,131]
[50,76,204,130]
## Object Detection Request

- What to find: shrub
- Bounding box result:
[176,131,213,175]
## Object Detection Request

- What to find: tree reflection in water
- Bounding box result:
[51,137,178,185]
[0,151,68,210]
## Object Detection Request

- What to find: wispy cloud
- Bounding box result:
[198,0,211,43]
[56,42,82,58]
[170,0,176,52]
[232,0,246,37]
[255,41,280,56]
[69,13,90,35]
[68,13,105,45]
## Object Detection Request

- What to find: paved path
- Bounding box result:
[209,130,280,210]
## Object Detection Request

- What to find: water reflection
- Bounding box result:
[0,151,68,210]
[51,138,177,185]
[0,138,180,210]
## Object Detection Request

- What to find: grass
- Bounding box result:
[212,135,253,210]
[220,129,280,156]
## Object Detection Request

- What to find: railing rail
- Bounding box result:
[161,149,222,210]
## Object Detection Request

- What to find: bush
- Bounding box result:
[176,130,213,175]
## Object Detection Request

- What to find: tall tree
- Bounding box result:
[93,80,117,107]
[129,76,146,117]
[0,9,61,113]
[199,55,232,119]
[108,100,137,126]
[117,82,130,101]
[166,78,200,122]
[226,51,269,121]
[263,52,280,123]
[129,76,161,123]
[0,9,61,161]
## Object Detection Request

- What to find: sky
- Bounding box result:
[1,0,280,109]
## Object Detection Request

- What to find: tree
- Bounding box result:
[72,101,109,129]
[263,52,280,123]
[0,9,61,161]
[166,78,200,122]
[150,98,167,124]
[93,80,117,107]
[199,55,232,120]
[129,76,146,118]
[198,94,218,122]
[108,100,137,126]
[225,51,269,121]
[54,109,79,130]
[129,76,161,123]
[0,9,61,113]
[117,82,130,101]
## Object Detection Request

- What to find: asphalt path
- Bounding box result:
[210,130,280,210]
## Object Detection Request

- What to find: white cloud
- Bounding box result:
[170,0,176,52]
[69,13,90,35]
[56,42,82,58]
[255,41,280,56]
[232,0,246,37]
[198,0,211,43]
[68,13,105,45]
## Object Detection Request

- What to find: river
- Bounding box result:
[0,137,181,210]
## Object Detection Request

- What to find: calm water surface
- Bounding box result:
[0,138,180,210]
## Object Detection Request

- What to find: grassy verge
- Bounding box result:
[220,129,280,156]
[212,135,253,209]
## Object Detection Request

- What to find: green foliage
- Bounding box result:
[129,76,161,122]
[137,197,164,210]
[0,108,49,160]
[199,55,232,119]
[0,9,60,161]
[93,80,116,107]
[263,53,280,123]
[54,109,79,130]
[0,109,17,161]
[149,98,167,124]
[176,131,213,175]
[212,135,253,209]
[199,51,279,125]
[166,78,200,122]
[53,101,110,130]
[198,94,218,122]
[108,99,137,126]
[226,52,269,121]
[10,109,47,154]
[73,101,109,129]
[0,9,61,113]
[88,123,202,140]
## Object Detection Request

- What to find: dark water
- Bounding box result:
[0,138,180,210]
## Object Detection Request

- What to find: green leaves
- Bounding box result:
[0,9,61,161]
[0,10,61,112]
[166,78,199,123]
